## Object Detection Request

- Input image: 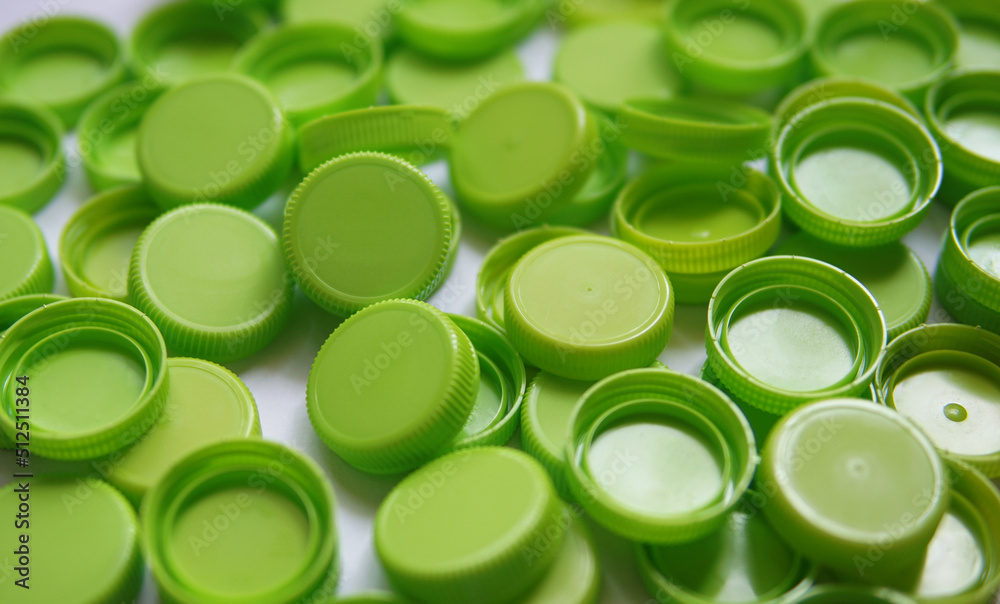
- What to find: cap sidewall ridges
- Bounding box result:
[395,0,545,61]
[939,187,1000,321]
[938,458,1000,599]
[519,372,578,501]
[0,100,66,214]
[0,206,54,301]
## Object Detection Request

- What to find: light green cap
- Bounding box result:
[0,205,53,302]
[0,294,66,335]
[517,514,600,604]
[553,0,666,26]
[60,185,161,302]
[325,595,411,604]
[137,73,294,211]
[284,152,454,317]
[307,299,479,474]
[757,399,949,585]
[0,99,65,213]
[504,234,674,381]
[773,76,921,137]
[0,298,168,460]
[0,16,127,128]
[700,361,782,444]
[938,0,1000,69]
[142,440,338,604]
[375,447,564,604]
[233,22,383,127]
[938,186,1000,332]
[772,98,941,247]
[790,586,918,604]
[129,203,293,363]
[0,476,143,604]
[281,0,394,32]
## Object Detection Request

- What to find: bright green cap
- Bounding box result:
[0,17,127,128]
[636,490,816,604]
[0,294,66,334]
[284,152,454,317]
[554,21,678,114]
[77,81,167,191]
[662,0,808,94]
[566,368,757,544]
[772,98,941,247]
[450,82,599,231]
[554,0,666,26]
[504,234,673,381]
[142,440,338,604]
[395,0,546,61]
[875,323,1000,477]
[938,187,1000,332]
[59,185,161,302]
[0,205,53,302]
[810,0,959,102]
[325,595,411,604]
[518,515,601,604]
[707,256,887,415]
[925,70,1000,205]
[0,99,65,213]
[612,163,781,305]
[773,76,921,136]
[129,203,293,363]
[281,0,394,31]
[375,447,564,604]
[0,477,142,604]
[307,299,479,474]
[776,233,932,341]
[700,361,783,444]
[939,0,1000,69]
[233,23,383,127]
[137,73,294,211]
[790,586,918,604]
[619,97,772,164]
[0,298,168,460]
[757,399,949,583]
[103,358,261,506]
[297,106,454,174]
[131,0,268,85]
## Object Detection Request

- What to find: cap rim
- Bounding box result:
[0,205,53,302]
[0,99,65,214]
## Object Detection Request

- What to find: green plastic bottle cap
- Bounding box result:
[565,368,756,543]
[0,205,53,302]
[554,21,678,114]
[131,0,268,85]
[450,82,599,231]
[925,70,1000,205]
[772,98,941,247]
[707,256,886,415]
[307,299,479,474]
[612,164,782,305]
[285,152,454,317]
[59,185,161,302]
[0,477,143,603]
[0,294,66,334]
[104,358,262,505]
[938,187,1000,332]
[700,361,783,444]
[939,0,1000,69]
[790,586,918,604]
[518,515,600,604]
[874,323,1000,477]
[811,0,959,102]
[447,314,526,450]
[0,17,126,128]
[776,233,932,341]
[773,76,921,136]
[619,97,772,164]
[234,23,382,127]
[663,0,808,94]
[555,0,666,26]
[0,99,65,214]
[0,298,168,459]
[504,234,673,381]
[395,0,546,61]
[636,490,816,604]
[129,203,293,363]
[476,225,586,331]
[325,595,410,604]
[77,81,167,191]
[281,0,393,31]
[143,440,338,603]
[137,73,294,211]
[757,398,949,583]
[375,447,564,603]
[297,106,454,174]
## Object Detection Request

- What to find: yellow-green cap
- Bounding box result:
[0,205,53,302]
[551,0,667,27]
[773,76,921,137]
[281,0,394,32]
[517,512,601,604]
[0,294,67,335]
[0,99,65,214]
[790,586,918,604]
[938,186,1000,333]
[938,0,1000,69]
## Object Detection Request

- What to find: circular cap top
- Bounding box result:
[282,0,394,30]
[0,16,127,127]
[0,205,53,302]
[375,447,564,604]
[395,0,546,61]
[0,99,65,214]
[790,586,918,604]
[554,21,678,114]
[940,0,1000,69]
[307,300,479,474]
[0,477,142,604]
[518,516,600,604]
[129,203,293,363]
[758,399,949,578]
[284,152,453,318]
[504,235,673,381]
[0,294,66,334]
[137,73,293,211]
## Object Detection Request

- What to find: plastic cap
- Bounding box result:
[307,299,479,474]
[939,0,1000,69]
[938,187,1000,333]
[0,294,66,335]
[700,361,783,445]
[281,0,396,31]
[142,440,339,603]
[504,234,674,381]
[0,99,65,213]
[773,76,921,136]
[518,514,601,604]
[284,152,454,317]
[0,205,53,302]
[323,595,411,604]
[129,203,293,363]
[790,586,918,604]
[137,73,294,211]
[375,447,564,604]
[553,0,667,26]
